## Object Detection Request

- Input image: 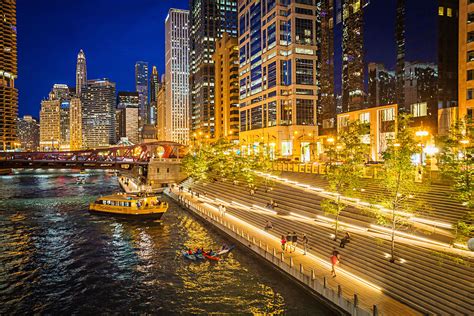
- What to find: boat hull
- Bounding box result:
[88,209,165,220]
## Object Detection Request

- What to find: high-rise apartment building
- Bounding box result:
[69,97,82,150]
[149,66,161,125]
[317,0,336,134]
[59,101,70,150]
[157,77,167,140]
[213,33,239,141]
[395,0,406,109]
[82,79,116,148]
[76,49,87,96]
[135,61,149,125]
[342,0,365,112]
[165,9,190,144]
[368,63,396,107]
[17,115,39,151]
[238,0,319,162]
[0,0,18,151]
[459,0,474,120]
[117,91,140,144]
[190,0,238,137]
[39,100,61,151]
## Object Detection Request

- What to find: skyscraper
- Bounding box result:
[459,0,474,120]
[165,9,190,144]
[213,32,239,141]
[342,0,365,112]
[135,61,149,125]
[69,97,82,150]
[157,77,167,140]
[17,115,39,151]
[39,99,61,151]
[0,0,18,151]
[149,66,160,125]
[189,0,238,137]
[82,79,116,148]
[117,91,140,144]
[368,63,396,107]
[76,49,87,96]
[395,0,406,110]
[238,0,319,161]
[317,0,336,134]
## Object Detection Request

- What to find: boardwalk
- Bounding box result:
[169,187,421,316]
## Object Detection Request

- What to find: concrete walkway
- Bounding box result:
[168,187,421,316]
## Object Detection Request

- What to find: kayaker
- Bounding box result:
[187,249,193,255]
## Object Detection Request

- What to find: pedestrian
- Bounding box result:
[302,234,308,255]
[330,248,340,277]
[340,232,351,248]
[264,220,273,230]
[250,188,255,196]
[286,232,293,253]
[292,232,298,252]
[281,235,287,252]
[222,205,226,216]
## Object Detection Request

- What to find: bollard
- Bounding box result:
[337,285,342,297]
[259,240,262,248]
[299,264,304,273]
[323,277,326,288]
[373,305,378,316]
[266,244,269,253]
[252,236,256,244]
[280,252,284,261]
[311,269,316,280]
[354,294,358,307]
[273,248,276,257]
[289,257,294,268]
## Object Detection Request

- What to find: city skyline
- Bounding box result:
[16,0,437,118]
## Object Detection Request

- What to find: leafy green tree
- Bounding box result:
[438,119,474,241]
[378,114,427,262]
[322,120,370,240]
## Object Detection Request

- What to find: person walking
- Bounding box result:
[250,188,255,196]
[330,248,341,277]
[292,231,298,252]
[340,232,351,248]
[281,235,287,252]
[264,220,273,230]
[302,234,308,255]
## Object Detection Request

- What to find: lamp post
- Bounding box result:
[326,137,335,165]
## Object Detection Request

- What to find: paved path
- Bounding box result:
[170,187,421,316]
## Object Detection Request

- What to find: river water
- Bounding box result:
[0,171,333,314]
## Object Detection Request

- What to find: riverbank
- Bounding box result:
[166,185,421,316]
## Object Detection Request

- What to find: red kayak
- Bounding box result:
[203,252,220,261]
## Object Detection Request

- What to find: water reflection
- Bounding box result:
[0,172,332,314]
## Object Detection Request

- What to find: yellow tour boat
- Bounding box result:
[89,193,168,220]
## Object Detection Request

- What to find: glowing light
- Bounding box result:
[370,224,450,247]
[460,139,470,145]
[415,130,429,137]
[289,212,314,221]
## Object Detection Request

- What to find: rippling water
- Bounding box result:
[0,171,333,314]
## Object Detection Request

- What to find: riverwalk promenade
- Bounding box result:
[166,186,421,316]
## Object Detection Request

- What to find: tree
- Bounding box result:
[322,120,370,240]
[438,119,474,241]
[378,114,427,262]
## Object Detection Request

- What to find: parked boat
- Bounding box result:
[203,252,220,261]
[216,245,235,256]
[89,193,168,220]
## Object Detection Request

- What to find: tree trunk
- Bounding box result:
[334,195,341,241]
[390,211,396,263]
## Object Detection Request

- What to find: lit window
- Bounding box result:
[438,6,444,16]
[447,8,452,17]
[468,69,474,81]
[281,141,292,156]
[359,112,370,123]
[411,103,427,117]
[468,89,474,100]
[381,108,395,122]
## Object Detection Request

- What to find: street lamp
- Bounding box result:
[415,129,429,165]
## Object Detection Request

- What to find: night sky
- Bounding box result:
[16,0,436,118]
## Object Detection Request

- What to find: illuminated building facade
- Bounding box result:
[165,8,190,144]
[190,0,238,137]
[17,115,39,151]
[395,0,405,109]
[39,99,61,151]
[459,0,472,120]
[156,77,167,140]
[82,79,116,148]
[368,63,396,108]
[149,66,161,125]
[69,97,82,150]
[117,91,140,144]
[238,0,319,162]
[213,33,239,141]
[0,0,18,151]
[135,61,149,126]
[76,49,87,96]
[317,0,336,134]
[342,0,365,112]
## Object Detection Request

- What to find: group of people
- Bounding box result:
[218,204,227,216]
[187,248,214,256]
[280,232,309,254]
